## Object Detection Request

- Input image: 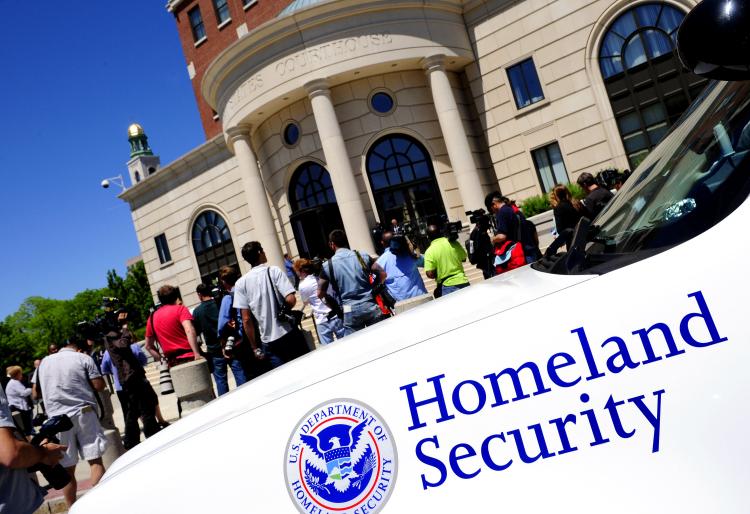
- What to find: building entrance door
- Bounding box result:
[288,162,343,259]
[366,134,446,250]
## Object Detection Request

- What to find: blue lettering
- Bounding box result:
[400,374,455,430]
[451,380,486,415]
[415,436,447,489]
[449,443,481,479]
[547,352,581,387]
[680,291,728,348]
[628,389,665,452]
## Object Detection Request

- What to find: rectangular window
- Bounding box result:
[507,58,545,109]
[188,6,206,42]
[155,234,172,264]
[532,142,569,193]
[213,0,230,25]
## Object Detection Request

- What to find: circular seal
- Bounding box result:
[284,399,397,514]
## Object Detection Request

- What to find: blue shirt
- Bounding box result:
[495,204,519,240]
[218,290,242,339]
[319,248,375,306]
[376,248,427,301]
[101,346,148,392]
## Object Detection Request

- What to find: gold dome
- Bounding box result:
[128,123,145,138]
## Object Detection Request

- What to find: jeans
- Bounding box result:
[210,353,248,396]
[317,317,345,344]
[442,282,470,296]
[343,301,386,336]
[264,329,309,368]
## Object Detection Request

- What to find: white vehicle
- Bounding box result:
[73,2,750,512]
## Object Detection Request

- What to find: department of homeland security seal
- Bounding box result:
[284,399,397,514]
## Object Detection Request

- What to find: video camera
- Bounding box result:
[466,208,493,229]
[28,414,73,490]
[76,297,127,342]
[438,214,463,242]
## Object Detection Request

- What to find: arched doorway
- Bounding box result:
[598,2,708,168]
[192,210,238,285]
[365,134,446,247]
[288,162,343,259]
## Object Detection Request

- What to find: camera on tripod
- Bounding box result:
[28,415,73,490]
[437,214,462,241]
[76,297,127,342]
[466,209,492,228]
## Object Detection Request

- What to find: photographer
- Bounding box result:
[234,241,308,368]
[36,338,107,508]
[424,222,470,297]
[375,229,427,301]
[0,388,66,514]
[214,267,250,390]
[103,311,161,450]
[145,285,202,367]
[465,211,495,279]
[576,171,614,219]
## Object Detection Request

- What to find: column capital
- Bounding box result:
[304,78,331,99]
[421,54,447,74]
[225,124,253,151]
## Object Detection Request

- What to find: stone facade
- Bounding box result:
[122,0,701,309]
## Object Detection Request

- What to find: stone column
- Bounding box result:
[227,124,285,269]
[423,55,486,215]
[305,79,376,254]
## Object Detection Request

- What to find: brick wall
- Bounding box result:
[171,0,294,139]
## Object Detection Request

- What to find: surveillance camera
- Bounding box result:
[101,179,110,189]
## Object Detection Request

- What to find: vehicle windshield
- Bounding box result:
[581,80,750,268]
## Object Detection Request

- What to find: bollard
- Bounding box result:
[394,293,433,315]
[169,359,213,417]
[101,428,126,469]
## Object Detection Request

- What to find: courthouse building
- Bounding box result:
[120,0,705,306]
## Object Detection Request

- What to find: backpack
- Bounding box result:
[514,210,541,262]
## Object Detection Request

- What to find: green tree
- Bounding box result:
[106,260,153,330]
[0,261,154,373]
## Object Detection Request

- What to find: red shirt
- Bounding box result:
[146,304,194,364]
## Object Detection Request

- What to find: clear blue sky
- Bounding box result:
[0,2,205,319]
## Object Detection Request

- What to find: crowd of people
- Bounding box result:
[1,172,619,514]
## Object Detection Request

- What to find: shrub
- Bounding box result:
[519,193,551,218]
[519,182,585,218]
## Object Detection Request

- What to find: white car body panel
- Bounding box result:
[72,191,749,513]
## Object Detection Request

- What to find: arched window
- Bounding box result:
[192,210,238,285]
[598,3,707,167]
[288,162,343,259]
[289,162,337,211]
[366,134,446,249]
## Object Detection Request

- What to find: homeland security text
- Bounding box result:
[399,291,727,490]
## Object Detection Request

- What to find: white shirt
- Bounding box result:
[4,379,31,412]
[298,274,333,324]
[37,348,101,417]
[233,264,296,344]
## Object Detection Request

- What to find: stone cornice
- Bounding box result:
[201,0,465,110]
[165,0,187,13]
[119,134,230,205]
